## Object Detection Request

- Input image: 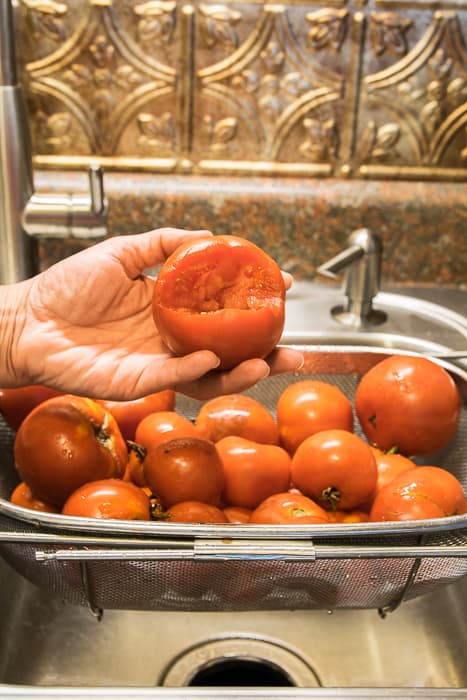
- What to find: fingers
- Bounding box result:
[107,228,213,278]
[263,346,304,376]
[282,271,293,291]
[173,347,304,401]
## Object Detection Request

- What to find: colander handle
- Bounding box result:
[34,539,467,562]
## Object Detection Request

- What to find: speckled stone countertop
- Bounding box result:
[34,171,467,289]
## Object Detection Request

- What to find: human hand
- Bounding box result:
[3,228,303,400]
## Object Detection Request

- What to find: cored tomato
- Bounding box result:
[276,380,353,455]
[62,479,151,520]
[166,500,228,523]
[135,410,199,452]
[369,466,467,522]
[152,235,286,369]
[216,436,291,509]
[98,390,175,442]
[10,481,59,514]
[143,436,224,508]
[355,355,461,456]
[14,395,128,507]
[291,429,377,510]
[195,393,279,444]
[0,385,62,431]
[249,492,329,524]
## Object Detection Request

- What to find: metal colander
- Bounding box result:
[0,347,466,614]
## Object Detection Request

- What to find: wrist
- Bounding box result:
[0,280,32,387]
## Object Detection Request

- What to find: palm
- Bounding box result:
[22,241,173,398]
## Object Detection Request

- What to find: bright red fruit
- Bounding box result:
[152,235,286,369]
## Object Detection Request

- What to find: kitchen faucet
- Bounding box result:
[0,0,107,284]
[317,228,387,329]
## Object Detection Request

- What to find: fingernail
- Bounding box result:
[211,355,222,369]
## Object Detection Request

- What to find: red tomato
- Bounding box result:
[195,393,279,444]
[355,355,461,456]
[216,436,291,509]
[166,500,228,523]
[370,466,467,522]
[0,385,62,431]
[371,447,417,492]
[223,505,252,524]
[143,436,224,508]
[98,390,175,442]
[276,380,353,455]
[152,235,286,369]
[10,481,60,514]
[249,492,329,524]
[14,395,128,507]
[291,429,377,510]
[327,509,369,523]
[135,411,199,452]
[62,479,151,520]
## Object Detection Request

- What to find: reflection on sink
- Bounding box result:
[282,283,467,357]
[0,554,467,691]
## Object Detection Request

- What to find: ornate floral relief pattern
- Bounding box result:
[362,12,467,169]
[199,4,242,48]
[23,0,178,157]
[22,0,68,42]
[133,1,177,45]
[299,114,340,161]
[196,5,343,162]
[16,1,466,177]
[305,9,349,53]
[369,12,413,57]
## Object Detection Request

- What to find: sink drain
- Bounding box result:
[160,636,321,688]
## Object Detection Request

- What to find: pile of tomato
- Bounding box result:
[1,354,465,525]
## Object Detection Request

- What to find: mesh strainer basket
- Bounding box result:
[0,347,466,614]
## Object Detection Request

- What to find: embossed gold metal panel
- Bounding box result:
[16,0,467,179]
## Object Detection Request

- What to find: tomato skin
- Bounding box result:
[166,500,228,523]
[143,436,224,508]
[0,385,62,431]
[10,481,60,514]
[152,235,286,369]
[223,505,252,524]
[369,466,467,522]
[62,479,151,520]
[276,380,353,455]
[135,411,199,453]
[123,441,148,487]
[327,509,369,524]
[195,394,279,445]
[355,355,461,456]
[14,395,128,507]
[371,448,417,492]
[291,429,377,511]
[98,390,175,442]
[216,436,291,509]
[249,492,329,524]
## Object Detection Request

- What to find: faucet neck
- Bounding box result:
[0,0,17,86]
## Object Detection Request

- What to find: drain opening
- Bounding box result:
[188,657,294,687]
[160,636,321,688]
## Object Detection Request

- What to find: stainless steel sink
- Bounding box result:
[0,285,465,700]
[282,283,467,358]
[0,553,467,693]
